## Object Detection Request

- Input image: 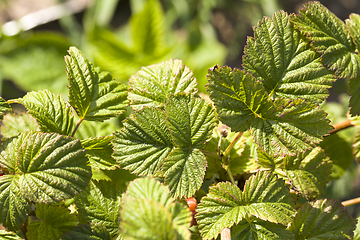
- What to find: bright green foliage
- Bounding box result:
[65,47,128,121]
[0,113,39,138]
[347,14,360,50]
[74,120,116,140]
[0,230,22,239]
[61,223,112,240]
[207,66,332,157]
[128,59,198,110]
[120,178,191,240]
[243,11,334,103]
[75,180,122,237]
[81,136,118,170]
[0,97,11,121]
[27,203,78,240]
[196,171,295,240]
[258,147,332,199]
[289,199,356,239]
[12,90,74,136]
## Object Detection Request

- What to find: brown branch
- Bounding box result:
[342,197,360,207]
[328,120,353,135]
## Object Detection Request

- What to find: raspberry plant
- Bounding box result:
[0,1,360,239]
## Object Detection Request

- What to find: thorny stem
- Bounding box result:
[71,118,84,137]
[342,197,360,207]
[329,119,353,135]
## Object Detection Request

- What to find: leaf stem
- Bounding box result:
[71,118,84,137]
[342,197,360,207]
[223,132,243,158]
[224,163,236,185]
[329,120,353,135]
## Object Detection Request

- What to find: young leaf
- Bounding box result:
[1,112,39,138]
[12,90,74,136]
[65,46,128,121]
[81,136,118,170]
[60,223,112,240]
[206,66,332,156]
[16,132,91,203]
[289,199,356,239]
[112,107,174,176]
[0,175,31,231]
[196,171,295,240]
[75,180,122,236]
[120,178,191,240]
[128,59,198,110]
[0,97,11,121]
[27,203,78,240]
[291,1,360,80]
[243,11,334,104]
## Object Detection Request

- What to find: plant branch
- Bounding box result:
[342,197,360,207]
[223,132,243,158]
[71,118,84,137]
[329,120,353,135]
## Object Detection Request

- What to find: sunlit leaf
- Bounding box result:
[0,230,22,239]
[60,223,112,240]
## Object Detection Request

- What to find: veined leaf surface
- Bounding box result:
[0,230,22,239]
[12,90,74,136]
[207,66,332,156]
[196,171,295,240]
[289,199,356,239]
[1,113,39,138]
[128,59,197,110]
[243,11,334,103]
[0,97,11,121]
[60,223,112,240]
[65,47,128,121]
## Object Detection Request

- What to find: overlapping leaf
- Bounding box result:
[13,132,91,203]
[120,178,191,240]
[112,107,174,176]
[81,136,118,170]
[289,199,356,239]
[1,112,39,138]
[65,47,128,121]
[258,147,332,199]
[0,97,11,121]
[196,171,295,240]
[75,180,122,236]
[27,203,78,240]
[128,59,198,110]
[61,223,112,240]
[207,66,332,157]
[11,90,74,136]
[243,11,334,103]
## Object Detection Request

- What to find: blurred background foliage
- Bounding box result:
[1,0,360,218]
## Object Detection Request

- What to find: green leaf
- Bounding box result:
[27,203,78,240]
[128,59,198,110]
[1,112,39,138]
[291,1,360,80]
[165,93,217,147]
[75,180,122,236]
[0,97,11,121]
[289,199,356,239]
[346,14,360,51]
[12,90,74,136]
[206,66,332,157]
[0,175,31,231]
[16,132,91,203]
[81,136,118,170]
[348,75,360,115]
[74,120,116,140]
[243,11,334,104]
[196,171,295,240]
[231,219,294,240]
[112,107,173,176]
[61,223,112,240]
[120,178,191,240]
[65,46,128,121]
[0,230,23,240]
[354,216,360,240]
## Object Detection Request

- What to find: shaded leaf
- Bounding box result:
[196,171,295,240]
[75,180,122,236]
[65,47,128,121]
[129,59,198,110]
[289,199,356,239]
[207,66,332,157]
[243,11,334,103]
[61,223,112,240]
[112,107,173,176]
[81,136,118,170]
[0,97,11,121]
[1,112,39,138]
[27,203,78,240]
[12,90,74,136]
